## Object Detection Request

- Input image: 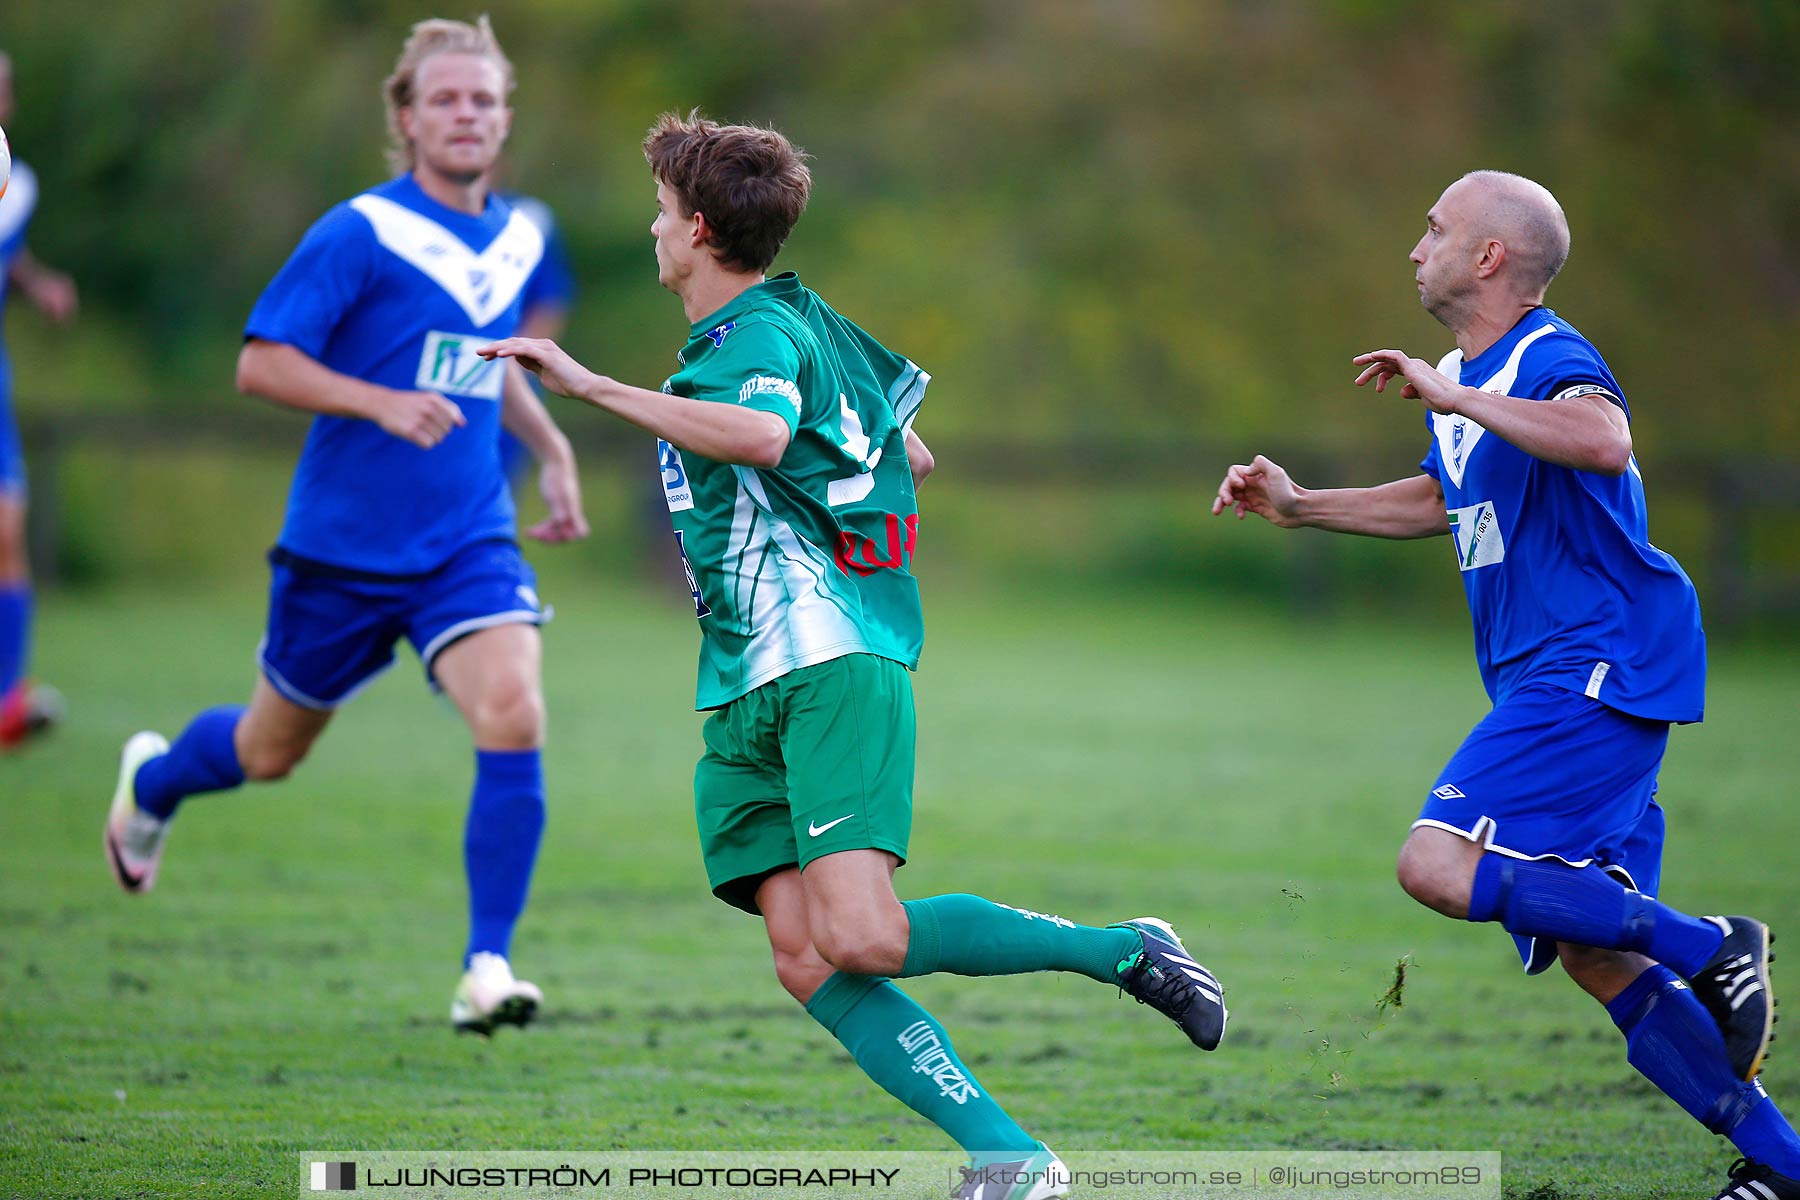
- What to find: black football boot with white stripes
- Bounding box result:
[1710,1157,1800,1200]
[1689,916,1778,1081]
[1110,917,1228,1051]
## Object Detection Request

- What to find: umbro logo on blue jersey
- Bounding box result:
[704,321,738,348]
[1433,784,1466,800]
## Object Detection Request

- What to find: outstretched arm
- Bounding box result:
[1353,349,1632,476]
[478,336,791,469]
[1213,455,1448,539]
[236,338,466,450]
[501,361,589,545]
[7,250,78,325]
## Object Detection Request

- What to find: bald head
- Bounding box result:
[1450,170,1571,297]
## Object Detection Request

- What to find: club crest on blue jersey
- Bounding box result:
[704,320,738,348]
[468,268,494,310]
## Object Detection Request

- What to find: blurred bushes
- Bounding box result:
[2,0,1796,610]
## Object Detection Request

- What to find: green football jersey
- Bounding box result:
[656,272,928,710]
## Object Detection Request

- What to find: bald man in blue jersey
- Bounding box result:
[1215,170,1799,1199]
[102,18,588,1037]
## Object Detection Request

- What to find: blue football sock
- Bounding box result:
[806,971,1039,1162]
[0,583,30,697]
[133,706,248,820]
[1608,966,1800,1176]
[463,748,546,967]
[1467,854,1724,976]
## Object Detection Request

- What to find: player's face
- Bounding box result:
[401,53,510,186]
[651,179,698,292]
[1410,183,1479,326]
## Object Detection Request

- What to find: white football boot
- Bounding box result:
[954,1144,1071,1200]
[451,952,542,1035]
[103,732,173,893]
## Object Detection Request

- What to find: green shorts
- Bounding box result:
[695,653,915,914]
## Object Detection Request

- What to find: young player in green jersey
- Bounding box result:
[481,112,1228,1199]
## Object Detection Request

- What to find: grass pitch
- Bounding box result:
[1,566,1793,1198]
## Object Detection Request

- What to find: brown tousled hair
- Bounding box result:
[643,110,811,273]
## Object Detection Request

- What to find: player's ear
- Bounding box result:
[1476,237,1505,280]
[689,210,710,250]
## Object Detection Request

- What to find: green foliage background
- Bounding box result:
[2,0,1797,602]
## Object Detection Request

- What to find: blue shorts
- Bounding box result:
[258,538,546,710]
[1414,681,1672,975]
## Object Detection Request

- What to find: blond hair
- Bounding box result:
[382,16,514,175]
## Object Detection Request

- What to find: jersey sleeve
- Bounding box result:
[243,204,376,360]
[0,162,39,266]
[1420,410,1443,480]
[521,223,576,315]
[691,320,805,438]
[1524,331,1631,420]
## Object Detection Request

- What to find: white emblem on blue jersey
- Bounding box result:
[416,330,505,400]
[1431,412,1488,489]
[1448,501,1506,571]
[1432,324,1561,489]
[348,193,543,327]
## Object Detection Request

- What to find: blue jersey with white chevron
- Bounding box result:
[0,160,39,396]
[245,175,546,574]
[1419,307,1705,723]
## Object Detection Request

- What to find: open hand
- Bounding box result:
[478,337,597,402]
[1352,349,1460,414]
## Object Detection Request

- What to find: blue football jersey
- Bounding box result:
[245,174,545,574]
[503,193,576,315]
[1419,308,1706,723]
[0,159,39,389]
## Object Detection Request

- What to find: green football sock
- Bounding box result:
[805,971,1038,1160]
[898,893,1142,984]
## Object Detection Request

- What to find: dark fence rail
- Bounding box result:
[18,410,1800,628]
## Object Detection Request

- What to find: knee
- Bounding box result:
[1395,838,1473,918]
[466,680,545,749]
[236,724,312,782]
[0,510,26,580]
[239,740,307,782]
[809,910,909,978]
[772,943,834,1005]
